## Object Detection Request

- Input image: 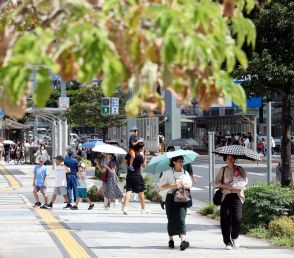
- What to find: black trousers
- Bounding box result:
[165,194,187,236]
[220,193,242,245]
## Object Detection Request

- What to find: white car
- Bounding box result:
[70,133,80,145]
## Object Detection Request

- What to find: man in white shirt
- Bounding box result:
[41,155,71,209]
[243,136,250,149]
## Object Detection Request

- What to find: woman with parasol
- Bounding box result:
[214,154,248,250]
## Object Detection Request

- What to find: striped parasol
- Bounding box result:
[213,145,261,161]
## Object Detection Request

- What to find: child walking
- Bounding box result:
[41,155,72,209]
[71,163,94,210]
[33,156,49,208]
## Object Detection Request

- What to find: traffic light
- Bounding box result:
[101,97,110,115]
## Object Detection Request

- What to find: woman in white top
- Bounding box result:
[159,155,192,251]
[214,154,248,250]
[34,144,50,164]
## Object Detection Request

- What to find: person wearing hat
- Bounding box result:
[71,163,94,210]
[64,150,79,205]
[128,127,143,172]
[41,155,72,209]
[32,155,49,208]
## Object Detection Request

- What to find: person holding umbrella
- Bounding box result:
[214,154,248,250]
[159,155,192,251]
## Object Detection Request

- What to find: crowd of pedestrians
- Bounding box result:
[215,132,253,148]
[27,127,250,252]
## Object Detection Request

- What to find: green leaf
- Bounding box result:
[33,68,52,107]
[234,47,248,70]
[225,48,236,73]
[231,82,247,112]
[245,0,256,13]
[102,59,125,96]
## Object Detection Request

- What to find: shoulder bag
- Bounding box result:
[213,167,225,206]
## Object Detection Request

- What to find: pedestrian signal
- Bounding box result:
[101,97,110,115]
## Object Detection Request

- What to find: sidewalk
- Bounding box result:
[0,163,293,258]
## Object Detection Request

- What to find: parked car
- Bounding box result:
[70,133,79,145]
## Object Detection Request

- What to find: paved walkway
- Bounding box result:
[0,162,293,258]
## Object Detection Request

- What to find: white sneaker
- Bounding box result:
[232,239,240,248]
[123,207,128,215]
[225,245,233,250]
[141,209,150,215]
[113,199,119,208]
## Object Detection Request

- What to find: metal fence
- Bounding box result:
[108,117,159,152]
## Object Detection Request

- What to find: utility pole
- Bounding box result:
[208,131,215,203]
[267,101,272,183]
[31,68,38,144]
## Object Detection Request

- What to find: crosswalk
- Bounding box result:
[0,194,27,209]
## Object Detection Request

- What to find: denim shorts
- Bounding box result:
[34,186,46,194]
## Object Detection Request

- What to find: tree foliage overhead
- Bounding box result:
[235,0,294,96]
[0,0,256,119]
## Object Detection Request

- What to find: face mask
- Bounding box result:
[41,147,45,150]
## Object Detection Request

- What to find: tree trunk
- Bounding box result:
[280,92,293,186]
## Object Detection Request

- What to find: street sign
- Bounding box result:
[111,97,119,115]
[101,97,110,115]
[59,97,70,109]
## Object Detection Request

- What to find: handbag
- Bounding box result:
[172,169,191,203]
[100,169,109,182]
[213,167,225,205]
[173,187,190,203]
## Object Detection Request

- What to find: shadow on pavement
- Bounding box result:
[67,222,219,233]
[1,169,25,175]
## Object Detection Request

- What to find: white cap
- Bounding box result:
[79,163,86,168]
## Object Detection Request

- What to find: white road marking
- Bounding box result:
[247,172,265,176]
[190,187,205,191]
[192,165,209,168]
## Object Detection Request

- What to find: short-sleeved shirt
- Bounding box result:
[214,166,247,203]
[54,165,68,187]
[64,157,79,175]
[78,172,87,188]
[125,153,144,176]
[129,135,138,149]
[159,169,192,201]
[34,165,49,186]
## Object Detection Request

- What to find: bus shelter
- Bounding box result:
[194,114,257,150]
[26,107,69,169]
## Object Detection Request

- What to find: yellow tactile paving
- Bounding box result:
[0,165,91,257]
[36,209,91,258]
[0,165,21,189]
